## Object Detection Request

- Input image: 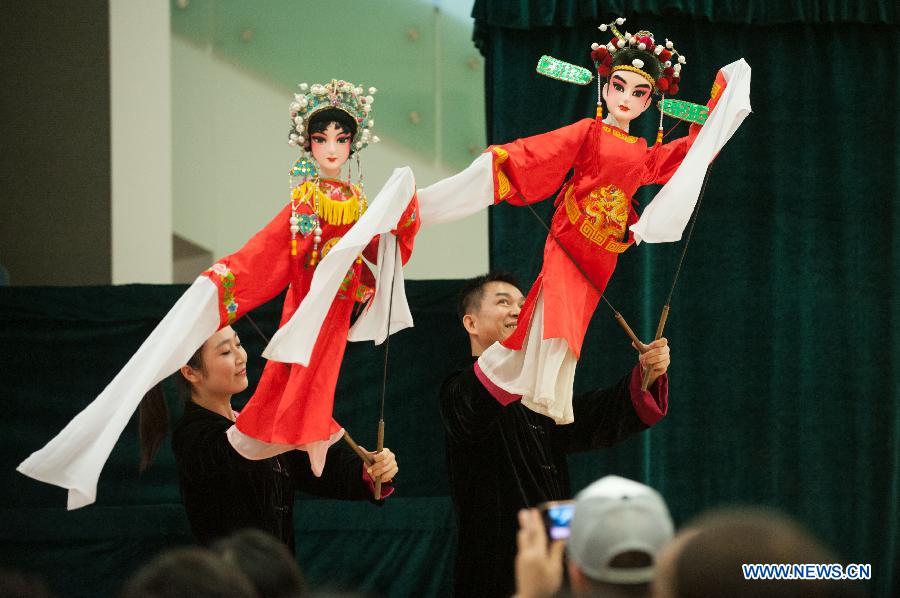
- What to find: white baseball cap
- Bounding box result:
[567,475,674,584]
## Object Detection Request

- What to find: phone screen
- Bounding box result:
[539,500,575,541]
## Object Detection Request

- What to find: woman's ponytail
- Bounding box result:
[138,383,170,472]
[138,343,204,471]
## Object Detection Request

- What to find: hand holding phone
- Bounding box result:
[516,508,567,598]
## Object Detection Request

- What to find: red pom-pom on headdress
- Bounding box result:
[636,34,654,49]
[591,46,609,63]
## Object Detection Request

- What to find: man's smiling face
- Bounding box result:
[463,281,525,354]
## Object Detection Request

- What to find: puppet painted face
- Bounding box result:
[310,122,352,178]
[602,69,654,125]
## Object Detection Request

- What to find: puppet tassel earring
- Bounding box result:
[310,174,323,266]
[356,154,368,215]
[347,150,353,186]
[310,221,323,266]
[655,93,665,145]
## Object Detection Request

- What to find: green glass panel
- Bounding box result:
[198,0,438,157]
[170,0,213,43]
[439,6,486,170]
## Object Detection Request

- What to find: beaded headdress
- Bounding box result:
[288,79,379,154]
[590,17,686,96]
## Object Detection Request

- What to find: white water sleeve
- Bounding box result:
[226,425,345,476]
[631,58,752,244]
[347,230,413,344]
[417,152,494,226]
[263,167,416,364]
[17,276,220,509]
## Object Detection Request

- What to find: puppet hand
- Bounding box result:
[514,508,565,598]
[638,337,670,385]
[363,447,398,483]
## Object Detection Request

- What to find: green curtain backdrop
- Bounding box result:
[473,0,897,29]
[476,2,899,597]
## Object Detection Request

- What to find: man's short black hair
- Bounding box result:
[457,272,521,321]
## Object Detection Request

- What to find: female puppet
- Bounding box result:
[213,80,420,468]
[261,21,750,428]
[468,24,703,424]
[18,79,420,509]
[468,20,749,424]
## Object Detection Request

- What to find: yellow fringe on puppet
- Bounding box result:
[317,188,361,225]
[292,181,364,226]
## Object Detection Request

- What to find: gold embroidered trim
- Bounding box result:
[611,64,656,86]
[577,220,632,253]
[492,147,512,198]
[563,184,634,254]
[320,236,340,259]
[710,81,722,100]
[497,172,511,198]
[601,125,638,144]
[585,184,628,240]
[564,185,579,225]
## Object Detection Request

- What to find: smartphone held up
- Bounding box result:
[538,499,575,541]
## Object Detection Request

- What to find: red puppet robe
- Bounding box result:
[476,86,723,423]
[494,118,699,356]
[202,178,419,466]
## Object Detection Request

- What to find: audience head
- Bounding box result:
[120,546,258,598]
[457,272,523,355]
[652,507,864,598]
[567,475,674,597]
[0,568,55,598]
[211,529,307,598]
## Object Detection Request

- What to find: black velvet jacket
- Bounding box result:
[172,401,379,553]
[440,361,659,598]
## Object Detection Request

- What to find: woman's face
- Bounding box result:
[602,69,654,124]
[310,122,352,178]
[191,326,248,397]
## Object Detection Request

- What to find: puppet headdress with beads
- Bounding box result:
[287,79,380,152]
[591,17,686,95]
